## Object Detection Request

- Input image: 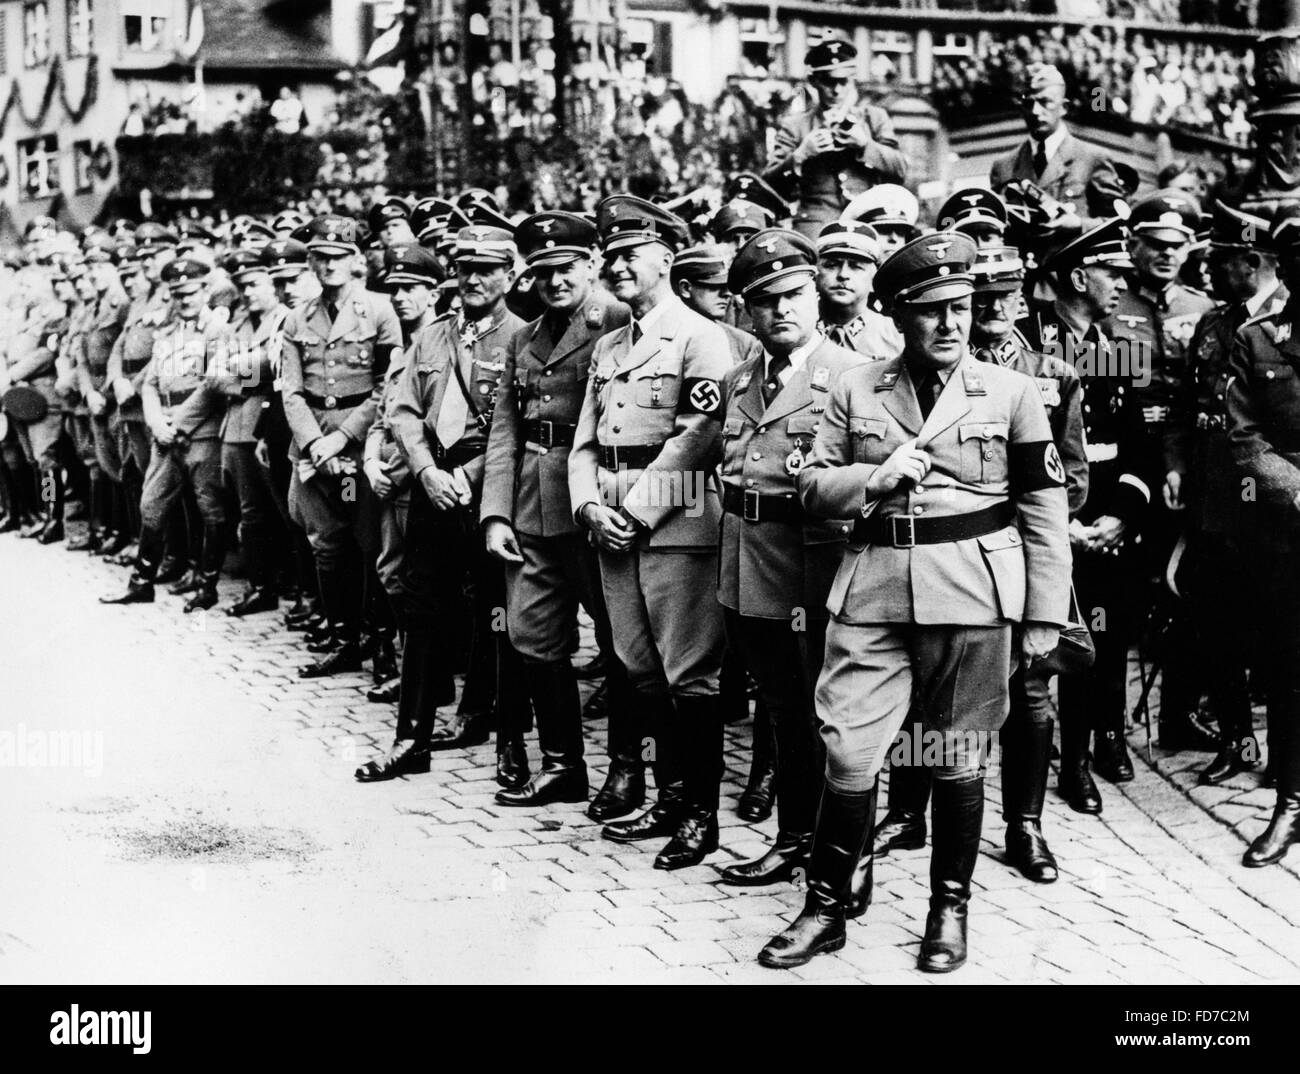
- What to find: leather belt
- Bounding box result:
[1196,412,1226,431]
[161,388,195,408]
[305,390,370,410]
[599,443,660,470]
[854,502,1016,548]
[722,484,805,524]
[524,418,576,448]
[433,441,486,470]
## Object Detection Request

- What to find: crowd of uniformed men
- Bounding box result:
[4,39,1300,975]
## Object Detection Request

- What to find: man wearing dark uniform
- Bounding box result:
[814,220,902,359]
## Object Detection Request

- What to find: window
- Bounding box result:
[67,0,93,58]
[23,1,50,68]
[72,139,94,193]
[122,0,165,52]
[19,134,60,200]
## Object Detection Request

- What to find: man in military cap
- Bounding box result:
[195,249,291,617]
[814,220,902,359]
[765,39,907,238]
[937,188,1012,250]
[1225,206,1300,867]
[840,184,921,256]
[874,244,1087,882]
[362,242,444,704]
[279,214,403,677]
[1167,202,1283,786]
[671,244,763,366]
[105,223,184,574]
[100,257,229,611]
[476,210,634,808]
[708,200,775,262]
[409,197,457,250]
[1102,188,1217,754]
[57,259,103,550]
[72,238,130,555]
[358,223,529,784]
[1020,217,1149,814]
[272,210,310,239]
[759,231,1069,972]
[368,196,416,249]
[713,228,865,889]
[569,194,731,869]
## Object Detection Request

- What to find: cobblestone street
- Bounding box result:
[3,535,1300,985]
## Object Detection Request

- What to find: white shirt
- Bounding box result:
[1247,280,1284,319]
[1037,124,1068,167]
[629,293,673,341]
[766,332,823,386]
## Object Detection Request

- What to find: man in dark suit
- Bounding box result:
[989,64,1120,239]
[764,39,907,239]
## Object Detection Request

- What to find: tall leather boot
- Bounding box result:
[845,777,877,919]
[298,567,362,677]
[758,782,877,969]
[19,466,46,537]
[737,700,776,822]
[1001,712,1059,883]
[1245,707,1300,866]
[497,660,588,806]
[67,474,104,551]
[95,483,129,557]
[1244,793,1300,867]
[99,526,165,604]
[603,690,684,843]
[356,628,440,783]
[655,694,722,870]
[587,661,646,821]
[35,467,64,544]
[495,651,532,791]
[918,776,984,973]
[1199,663,1259,785]
[183,524,225,613]
[1057,704,1102,814]
[226,523,278,616]
[873,718,931,854]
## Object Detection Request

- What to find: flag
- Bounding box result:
[365,20,407,68]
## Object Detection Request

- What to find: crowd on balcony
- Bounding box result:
[930,25,1255,144]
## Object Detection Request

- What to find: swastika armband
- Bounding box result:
[681,378,723,416]
[1010,440,1067,492]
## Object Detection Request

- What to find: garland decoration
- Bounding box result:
[0,54,100,139]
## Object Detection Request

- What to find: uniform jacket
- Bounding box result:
[796,352,1071,627]
[75,288,128,396]
[389,305,526,496]
[819,310,904,360]
[57,303,93,414]
[721,320,764,368]
[1020,304,1152,529]
[1169,282,1287,537]
[764,100,908,235]
[977,333,1089,516]
[206,304,287,444]
[279,281,402,457]
[5,304,68,411]
[568,293,730,547]
[1225,294,1300,549]
[364,308,441,496]
[989,128,1119,231]
[718,335,865,619]
[142,307,228,441]
[1103,280,1214,474]
[106,285,171,421]
[481,290,629,538]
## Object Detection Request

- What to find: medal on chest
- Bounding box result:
[786,436,811,476]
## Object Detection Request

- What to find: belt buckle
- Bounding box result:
[742,488,760,523]
[537,420,553,449]
[324,395,337,409]
[891,514,916,549]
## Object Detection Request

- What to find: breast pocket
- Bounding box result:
[634,371,680,409]
[343,332,377,370]
[959,421,1009,485]
[849,417,890,463]
[1258,360,1297,405]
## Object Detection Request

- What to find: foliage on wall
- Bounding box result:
[0,54,100,139]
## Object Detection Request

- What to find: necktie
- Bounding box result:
[1032,141,1048,178]
[822,323,847,348]
[1228,302,1248,333]
[326,301,339,323]
[631,321,643,347]
[547,310,568,345]
[763,354,790,408]
[916,370,942,420]
[435,325,475,449]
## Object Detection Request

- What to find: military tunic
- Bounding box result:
[818,310,904,360]
[76,288,128,481]
[107,285,170,478]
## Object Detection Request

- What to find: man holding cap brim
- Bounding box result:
[759,231,1070,972]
